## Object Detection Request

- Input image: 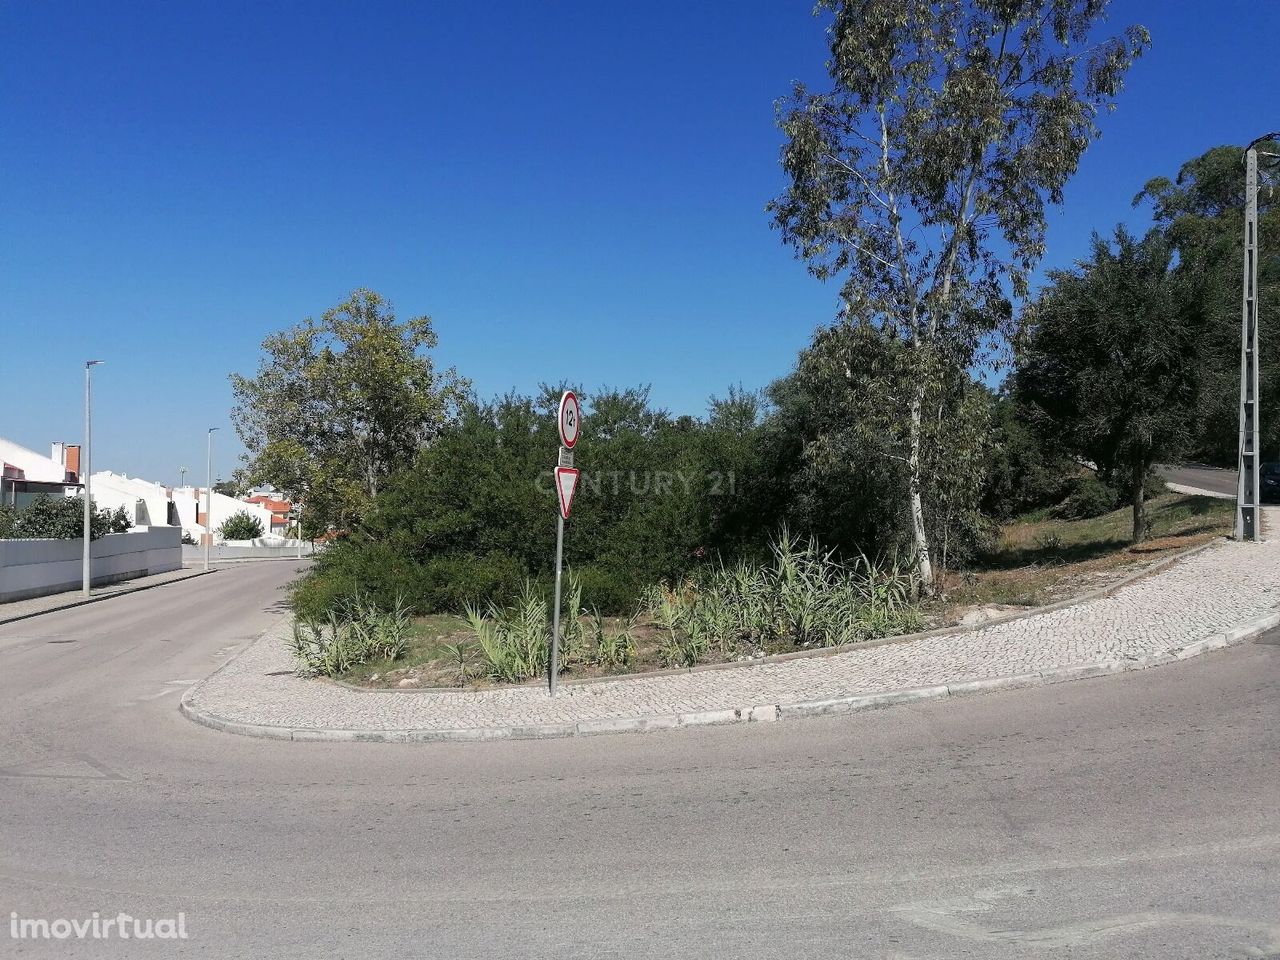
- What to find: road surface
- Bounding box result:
[1,563,1278,958]
[1160,462,1238,497]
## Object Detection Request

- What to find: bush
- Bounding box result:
[652,531,922,667]
[289,542,530,621]
[289,594,411,677]
[0,495,117,540]
[1050,475,1119,520]
[218,510,265,540]
[462,574,592,682]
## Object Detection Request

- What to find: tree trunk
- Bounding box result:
[908,391,935,596]
[1131,460,1146,544]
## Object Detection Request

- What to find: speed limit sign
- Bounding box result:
[558,391,581,449]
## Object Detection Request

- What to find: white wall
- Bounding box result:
[0,527,182,603]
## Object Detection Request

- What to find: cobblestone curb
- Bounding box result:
[180,608,1280,744]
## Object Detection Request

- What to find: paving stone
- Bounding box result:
[185,511,1280,735]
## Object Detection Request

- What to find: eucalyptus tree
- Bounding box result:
[769,0,1147,592]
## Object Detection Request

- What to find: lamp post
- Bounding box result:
[204,428,219,571]
[81,360,105,598]
[1237,133,1280,542]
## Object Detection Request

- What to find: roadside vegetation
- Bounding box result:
[244,3,1270,689]
[0,496,130,540]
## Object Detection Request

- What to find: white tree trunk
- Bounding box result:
[908,390,935,596]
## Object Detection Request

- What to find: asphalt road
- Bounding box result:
[1160,462,1239,497]
[1,563,1278,959]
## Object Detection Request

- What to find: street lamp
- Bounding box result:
[81,360,105,598]
[204,428,219,571]
[1237,133,1280,542]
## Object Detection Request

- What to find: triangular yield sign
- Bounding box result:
[555,466,579,519]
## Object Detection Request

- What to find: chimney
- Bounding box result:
[65,444,81,482]
[51,442,65,465]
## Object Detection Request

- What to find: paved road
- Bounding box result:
[1,564,1278,958]
[1160,462,1238,497]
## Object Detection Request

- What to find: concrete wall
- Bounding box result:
[0,527,182,603]
[182,539,320,562]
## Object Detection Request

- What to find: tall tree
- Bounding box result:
[1135,142,1280,464]
[230,289,466,530]
[769,0,1147,592]
[1016,226,1196,542]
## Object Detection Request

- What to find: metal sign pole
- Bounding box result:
[550,503,565,697]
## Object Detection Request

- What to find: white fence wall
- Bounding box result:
[181,539,320,562]
[0,527,183,603]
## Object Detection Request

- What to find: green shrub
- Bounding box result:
[289,594,411,677]
[218,510,265,540]
[0,495,118,540]
[289,541,531,621]
[464,580,551,683]
[1050,475,1119,520]
[651,530,921,666]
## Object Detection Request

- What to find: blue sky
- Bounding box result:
[1,0,1275,483]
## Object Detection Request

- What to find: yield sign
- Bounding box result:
[555,466,579,519]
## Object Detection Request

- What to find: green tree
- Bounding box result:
[218,510,266,541]
[768,0,1147,591]
[1135,142,1280,464]
[1016,226,1196,542]
[230,289,466,530]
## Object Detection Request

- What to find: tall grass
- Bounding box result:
[653,530,920,667]
[290,594,412,677]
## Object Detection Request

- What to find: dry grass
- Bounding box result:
[938,492,1234,615]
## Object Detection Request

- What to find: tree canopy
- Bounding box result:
[230,289,466,530]
[1016,226,1196,541]
[769,0,1148,590]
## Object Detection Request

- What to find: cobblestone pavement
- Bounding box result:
[186,513,1280,734]
[0,566,211,625]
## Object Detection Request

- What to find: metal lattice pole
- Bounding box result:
[1237,146,1261,541]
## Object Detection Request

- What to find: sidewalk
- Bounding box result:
[182,510,1280,742]
[0,567,213,625]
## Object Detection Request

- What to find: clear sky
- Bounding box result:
[1,1,1275,483]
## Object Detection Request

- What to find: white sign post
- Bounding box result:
[549,391,581,696]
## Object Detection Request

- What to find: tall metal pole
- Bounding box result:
[296,500,303,560]
[179,466,188,489]
[81,360,103,598]
[204,427,218,570]
[1237,146,1262,541]
[549,510,565,697]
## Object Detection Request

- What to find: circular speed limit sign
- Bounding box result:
[558,390,581,449]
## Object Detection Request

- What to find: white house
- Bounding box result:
[170,486,276,544]
[88,472,180,528]
[1,438,82,508]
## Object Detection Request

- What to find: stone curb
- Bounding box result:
[0,568,216,626]
[178,607,1280,744]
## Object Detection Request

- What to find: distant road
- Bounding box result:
[1160,462,1238,497]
